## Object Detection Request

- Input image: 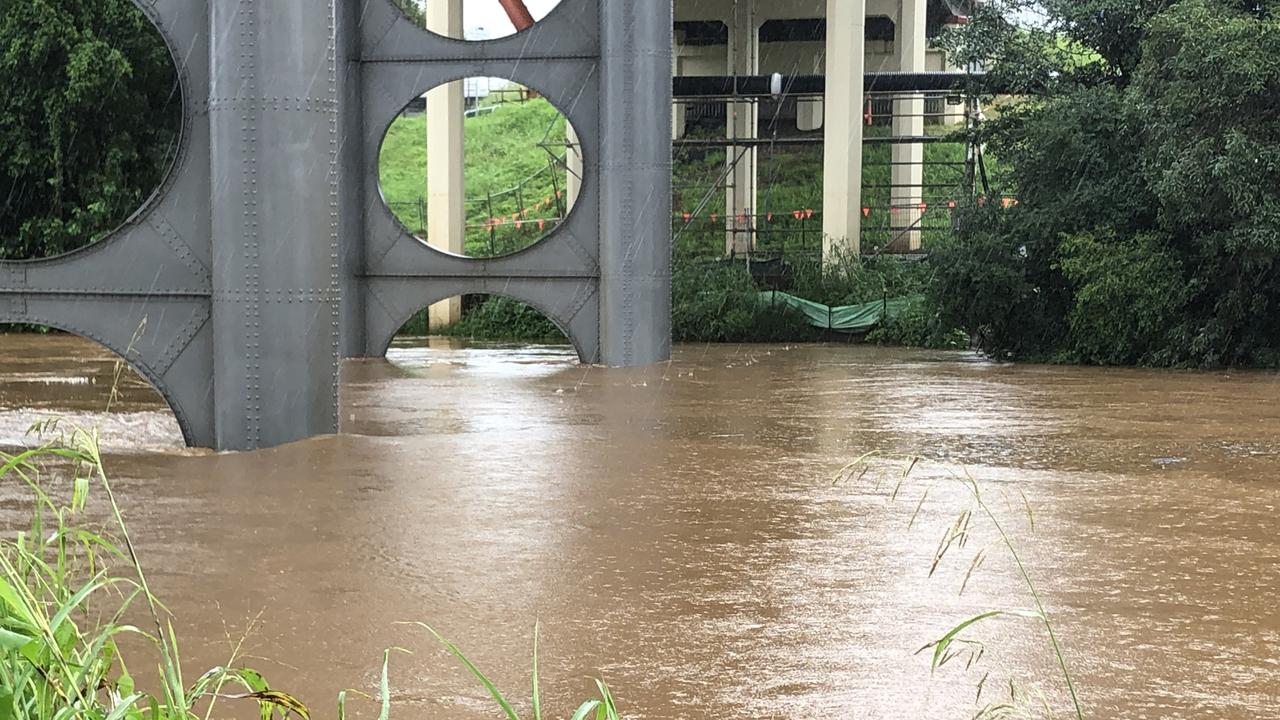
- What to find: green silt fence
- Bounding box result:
[759,292,920,333]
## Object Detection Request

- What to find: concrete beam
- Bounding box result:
[726,0,759,255]
[821,0,867,258]
[426,0,465,328]
[566,124,583,210]
[892,0,927,252]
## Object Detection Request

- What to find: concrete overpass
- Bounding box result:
[422,0,959,332]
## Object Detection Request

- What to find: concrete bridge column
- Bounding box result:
[726,0,759,256]
[427,0,466,328]
[822,0,867,259]
[566,124,583,211]
[798,97,824,132]
[891,0,927,251]
[207,0,341,449]
[672,28,688,140]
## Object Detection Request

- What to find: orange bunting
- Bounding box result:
[804,208,814,219]
[792,210,803,220]
[515,220,524,229]
[862,207,871,217]
[556,190,563,199]
[538,219,546,230]
[682,212,692,222]
[767,212,774,222]
[947,200,957,209]
[918,202,928,212]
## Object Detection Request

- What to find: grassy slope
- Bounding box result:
[379,96,569,256]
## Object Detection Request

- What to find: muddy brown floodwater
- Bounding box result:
[1,333,1278,719]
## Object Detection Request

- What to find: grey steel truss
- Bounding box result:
[0,0,673,451]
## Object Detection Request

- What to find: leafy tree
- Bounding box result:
[934,0,1280,366]
[392,0,426,26]
[1057,231,1186,364]
[0,0,179,259]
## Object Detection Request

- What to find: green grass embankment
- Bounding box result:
[379,96,569,257]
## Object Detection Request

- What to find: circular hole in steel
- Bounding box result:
[378,77,583,259]
[0,2,181,260]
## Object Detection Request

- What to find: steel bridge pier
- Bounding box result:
[0,0,674,451]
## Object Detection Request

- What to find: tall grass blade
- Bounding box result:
[412,624,519,720]
[531,622,542,720]
[379,649,393,720]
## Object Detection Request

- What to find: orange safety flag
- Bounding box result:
[515,220,524,229]
[682,212,692,222]
[918,202,928,212]
[556,190,563,200]
[767,212,774,222]
[862,207,871,217]
[947,200,957,209]
[538,219,546,230]
[864,97,873,126]
[792,210,803,220]
[804,208,814,219]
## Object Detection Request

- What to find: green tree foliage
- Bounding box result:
[0,0,179,259]
[391,0,426,26]
[934,0,1280,366]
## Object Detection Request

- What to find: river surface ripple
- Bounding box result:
[0,334,1277,719]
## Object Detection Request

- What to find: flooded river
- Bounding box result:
[1,333,1277,718]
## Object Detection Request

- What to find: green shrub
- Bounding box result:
[672,261,817,343]
[866,295,969,349]
[928,205,1068,359]
[439,296,566,342]
[1057,231,1187,365]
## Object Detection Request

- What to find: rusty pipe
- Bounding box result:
[498,0,537,32]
